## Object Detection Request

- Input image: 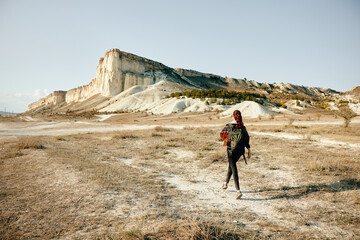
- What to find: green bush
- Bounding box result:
[168,89,266,104]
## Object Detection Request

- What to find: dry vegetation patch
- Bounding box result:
[1,134,177,239]
[249,134,360,237]
[248,119,360,137]
[16,136,45,150]
[0,137,45,161]
[1,118,359,239]
[112,220,255,240]
[112,131,139,139]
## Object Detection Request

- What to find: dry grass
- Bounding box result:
[0,116,24,122]
[206,148,227,164]
[0,137,45,160]
[248,120,360,144]
[154,126,171,132]
[55,136,66,141]
[112,131,138,139]
[111,220,252,240]
[252,134,360,181]
[0,147,23,159]
[16,136,45,150]
[1,134,184,239]
[1,114,360,239]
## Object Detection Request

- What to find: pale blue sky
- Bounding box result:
[1,0,359,113]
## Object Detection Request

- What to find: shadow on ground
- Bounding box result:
[241,179,359,201]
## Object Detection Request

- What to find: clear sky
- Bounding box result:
[1,0,359,113]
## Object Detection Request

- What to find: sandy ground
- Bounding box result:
[1,113,359,239]
[2,115,359,146]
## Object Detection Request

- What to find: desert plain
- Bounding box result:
[0,111,359,239]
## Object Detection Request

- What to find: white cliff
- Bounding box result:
[28,49,179,110]
[28,48,343,112]
[66,49,172,102]
[28,91,66,110]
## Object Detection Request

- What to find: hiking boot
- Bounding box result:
[236,191,242,200]
[222,183,228,189]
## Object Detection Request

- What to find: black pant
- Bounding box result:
[225,148,243,190]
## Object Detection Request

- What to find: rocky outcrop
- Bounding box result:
[174,68,222,79]
[65,49,174,102]
[28,91,66,110]
[29,49,194,111]
[28,48,343,112]
[345,86,360,98]
[65,78,99,103]
[95,49,167,97]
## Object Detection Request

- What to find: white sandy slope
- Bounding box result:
[349,103,360,114]
[139,97,217,115]
[326,102,339,111]
[99,83,166,112]
[184,100,211,113]
[326,102,360,114]
[149,98,191,115]
[98,81,226,115]
[271,107,298,115]
[221,101,275,118]
[96,81,291,117]
[285,100,312,109]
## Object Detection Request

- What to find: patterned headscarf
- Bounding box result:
[233,110,243,128]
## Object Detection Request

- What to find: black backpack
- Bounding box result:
[228,125,247,163]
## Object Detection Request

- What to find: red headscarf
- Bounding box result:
[233,110,243,128]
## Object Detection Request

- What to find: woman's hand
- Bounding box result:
[247,149,251,159]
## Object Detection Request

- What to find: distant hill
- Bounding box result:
[345,86,360,97]
[27,48,343,115]
[0,111,18,116]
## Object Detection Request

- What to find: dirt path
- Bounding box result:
[251,131,360,148]
[1,120,358,151]
[115,145,356,239]
[0,121,221,136]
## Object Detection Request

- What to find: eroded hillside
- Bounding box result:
[27,49,345,115]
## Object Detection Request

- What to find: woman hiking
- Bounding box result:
[220,110,251,199]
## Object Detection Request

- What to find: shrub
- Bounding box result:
[336,106,357,128]
[168,89,266,102]
[16,137,45,150]
[151,132,162,137]
[112,132,138,139]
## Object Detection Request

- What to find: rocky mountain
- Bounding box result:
[345,86,360,98]
[28,48,341,114]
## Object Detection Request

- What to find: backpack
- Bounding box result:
[228,124,246,155]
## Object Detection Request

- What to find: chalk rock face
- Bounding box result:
[65,78,100,103]
[65,49,172,102]
[28,91,66,109]
[96,49,168,97]
[28,48,343,113]
[28,49,179,110]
